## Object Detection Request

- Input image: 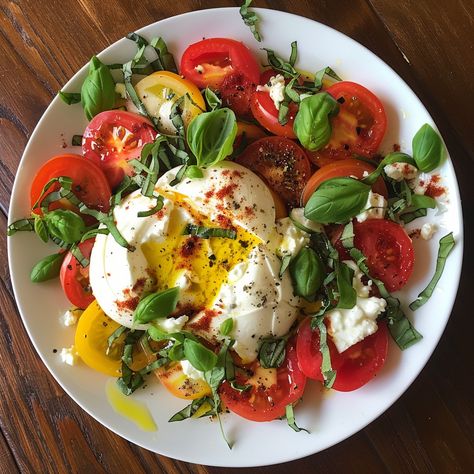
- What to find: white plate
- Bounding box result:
[8,7,463,468]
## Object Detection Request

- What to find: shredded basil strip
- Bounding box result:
[409,233,455,310]
[34,217,49,243]
[312,315,336,388]
[349,248,422,350]
[230,381,251,392]
[149,36,178,73]
[340,221,354,249]
[335,261,356,309]
[183,224,237,240]
[7,218,35,236]
[106,325,127,354]
[138,357,169,375]
[70,244,89,267]
[285,404,310,433]
[279,255,291,278]
[239,0,262,42]
[169,397,214,422]
[204,87,222,111]
[263,44,299,79]
[80,228,109,242]
[137,195,164,218]
[259,337,287,368]
[312,66,342,91]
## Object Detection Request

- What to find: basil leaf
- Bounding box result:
[169,397,214,422]
[279,255,291,278]
[184,339,218,372]
[304,177,371,224]
[263,46,298,79]
[34,217,49,243]
[312,315,336,388]
[293,92,339,151]
[71,134,83,146]
[412,123,445,172]
[187,108,237,167]
[230,381,251,393]
[30,252,66,282]
[44,209,85,244]
[219,318,234,336]
[149,36,178,73]
[285,404,310,433]
[409,233,455,310]
[335,261,356,309]
[116,362,144,395]
[81,56,116,120]
[313,66,341,92]
[289,247,324,298]
[59,91,81,105]
[133,287,180,324]
[137,195,164,218]
[204,87,222,111]
[183,224,236,240]
[363,152,416,185]
[184,165,204,179]
[240,0,262,42]
[259,337,286,368]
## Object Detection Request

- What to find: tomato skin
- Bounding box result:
[302,158,388,204]
[236,136,311,208]
[82,110,157,189]
[331,323,389,392]
[325,81,387,157]
[180,38,260,90]
[30,154,112,214]
[220,72,256,119]
[220,339,306,422]
[60,238,95,309]
[296,317,343,381]
[333,219,415,292]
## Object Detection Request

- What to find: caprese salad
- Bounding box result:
[8,5,455,443]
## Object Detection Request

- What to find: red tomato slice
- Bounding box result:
[82,110,157,189]
[296,317,343,381]
[309,81,387,164]
[236,136,311,208]
[331,323,389,392]
[60,238,95,309]
[30,154,111,214]
[333,219,415,292]
[180,38,260,90]
[302,158,388,204]
[219,339,306,422]
[220,72,256,119]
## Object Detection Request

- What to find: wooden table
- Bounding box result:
[1,0,473,472]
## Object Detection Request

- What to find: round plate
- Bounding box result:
[7,7,463,468]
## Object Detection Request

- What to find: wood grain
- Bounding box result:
[1,0,473,472]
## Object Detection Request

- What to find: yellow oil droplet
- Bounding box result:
[106,379,157,432]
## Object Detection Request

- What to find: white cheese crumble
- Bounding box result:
[61,309,81,327]
[408,172,432,195]
[327,260,385,353]
[194,64,204,73]
[59,346,79,366]
[257,74,286,110]
[421,223,437,240]
[356,191,387,223]
[384,162,418,181]
[181,360,205,380]
[155,315,189,334]
[115,83,127,99]
[275,217,310,258]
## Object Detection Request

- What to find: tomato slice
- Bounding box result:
[82,110,157,189]
[331,323,389,392]
[75,301,148,377]
[220,72,256,119]
[296,317,343,381]
[302,158,388,204]
[155,362,211,400]
[334,219,415,292]
[236,136,311,208]
[134,71,205,134]
[60,238,95,309]
[219,339,306,422]
[180,38,260,90]
[30,154,111,214]
[308,81,387,164]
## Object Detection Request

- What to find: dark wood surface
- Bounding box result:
[1,0,473,472]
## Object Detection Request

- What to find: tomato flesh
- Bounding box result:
[60,238,95,309]
[82,110,157,189]
[334,219,415,292]
[236,136,311,208]
[220,339,306,422]
[220,72,256,119]
[180,38,260,90]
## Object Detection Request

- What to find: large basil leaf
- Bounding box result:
[187,108,237,167]
[293,92,339,151]
[81,56,116,120]
[304,177,370,224]
[412,123,445,172]
[30,252,66,282]
[289,247,324,298]
[133,287,180,324]
[184,339,217,372]
[44,209,86,244]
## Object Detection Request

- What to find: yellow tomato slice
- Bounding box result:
[75,301,147,377]
[155,361,211,400]
[135,71,205,134]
